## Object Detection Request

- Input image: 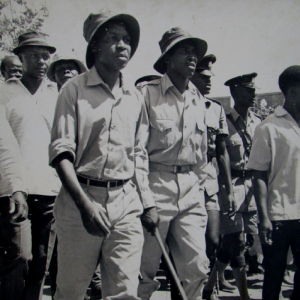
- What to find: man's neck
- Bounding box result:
[167,71,189,94]
[234,103,249,121]
[94,63,120,91]
[21,74,43,95]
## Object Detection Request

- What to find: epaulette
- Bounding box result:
[206,97,222,106]
[146,78,161,85]
[136,78,161,90]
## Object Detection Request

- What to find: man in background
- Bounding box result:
[0,55,22,81]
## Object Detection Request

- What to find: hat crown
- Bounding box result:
[197,54,216,71]
[159,27,192,53]
[17,31,47,45]
[83,11,113,43]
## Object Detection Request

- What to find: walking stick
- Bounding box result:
[154,227,188,300]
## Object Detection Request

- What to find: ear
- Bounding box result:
[164,54,170,65]
[89,41,98,53]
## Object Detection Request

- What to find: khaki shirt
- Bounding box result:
[247,106,300,220]
[203,98,228,196]
[0,78,60,196]
[49,66,154,208]
[225,108,261,212]
[140,74,207,186]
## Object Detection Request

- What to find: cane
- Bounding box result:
[154,227,188,300]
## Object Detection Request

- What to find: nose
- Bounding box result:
[116,39,126,49]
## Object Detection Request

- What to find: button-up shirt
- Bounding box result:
[140,74,207,185]
[49,66,154,208]
[225,108,261,211]
[247,106,300,220]
[0,105,27,197]
[204,98,228,196]
[0,78,60,196]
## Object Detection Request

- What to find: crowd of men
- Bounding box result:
[0,9,299,300]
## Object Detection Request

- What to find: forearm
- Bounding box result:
[252,170,269,222]
[216,136,233,195]
[53,152,88,208]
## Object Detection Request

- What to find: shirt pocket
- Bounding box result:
[195,121,205,145]
[150,119,175,148]
[226,139,244,164]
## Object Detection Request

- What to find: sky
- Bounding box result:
[9,0,300,96]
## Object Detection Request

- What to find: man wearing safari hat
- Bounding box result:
[0,31,60,300]
[137,27,209,300]
[203,73,261,300]
[49,11,155,300]
[47,54,87,91]
[190,55,237,296]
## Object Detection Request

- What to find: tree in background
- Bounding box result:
[0,0,49,55]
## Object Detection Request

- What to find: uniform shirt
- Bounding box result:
[49,66,154,208]
[247,106,300,221]
[0,78,60,196]
[140,74,207,185]
[203,98,228,196]
[225,108,261,212]
[0,105,27,197]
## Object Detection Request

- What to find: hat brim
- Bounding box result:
[47,58,87,82]
[198,69,215,76]
[13,43,56,55]
[86,14,140,69]
[153,37,207,74]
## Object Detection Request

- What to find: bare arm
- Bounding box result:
[252,170,272,245]
[53,152,111,237]
[216,135,237,215]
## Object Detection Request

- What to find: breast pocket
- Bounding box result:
[195,121,206,145]
[150,119,175,148]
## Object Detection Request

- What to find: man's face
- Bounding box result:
[92,23,131,71]
[19,46,51,79]
[165,40,198,79]
[233,86,256,108]
[54,61,80,87]
[191,72,211,95]
[4,57,22,81]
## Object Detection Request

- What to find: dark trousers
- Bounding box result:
[261,220,300,300]
[0,197,32,300]
[23,195,56,300]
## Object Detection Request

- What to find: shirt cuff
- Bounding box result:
[49,138,76,167]
[140,190,156,209]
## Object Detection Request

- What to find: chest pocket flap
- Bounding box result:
[150,119,173,132]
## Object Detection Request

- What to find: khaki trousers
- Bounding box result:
[54,181,144,300]
[138,170,208,300]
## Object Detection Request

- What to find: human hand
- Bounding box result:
[77,198,111,237]
[9,191,28,221]
[259,219,273,246]
[141,206,159,233]
[222,193,237,218]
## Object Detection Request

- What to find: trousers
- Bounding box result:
[261,220,300,300]
[54,180,144,300]
[138,170,208,300]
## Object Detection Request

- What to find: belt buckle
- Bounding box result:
[173,166,182,173]
[242,170,246,178]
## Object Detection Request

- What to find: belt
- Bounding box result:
[231,169,253,179]
[149,162,193,173]
[77,175,129,188]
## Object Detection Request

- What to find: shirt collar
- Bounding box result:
[86,66,129,93]
[275,105,289,117]
[230,108,255,123]
[161,73,196,96]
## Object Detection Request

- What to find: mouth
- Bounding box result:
[117,53,128,60]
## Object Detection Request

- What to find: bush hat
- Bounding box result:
[47,54,87,82]
[13,31,56,55]
[154,27,207,74]
[83,11,140,69]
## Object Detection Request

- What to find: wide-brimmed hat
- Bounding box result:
[47,54,87,82]
[224,72,259,89]
[196,54,216,76]
[154,27,207,74]
[13,31,56,55]
[83,11,140,69]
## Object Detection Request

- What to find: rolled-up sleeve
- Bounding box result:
[49,83,78,167]
[134,93,155,209]
[247,124,271,171]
